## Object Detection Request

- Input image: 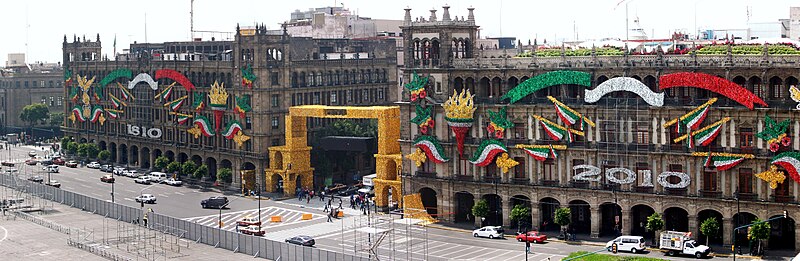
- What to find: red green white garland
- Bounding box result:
[516,144,566,162]
[771,151,800,185]
[413,136,450,163]
[222,120,243,140]
[192,115,215,137]
[469,139,507,167]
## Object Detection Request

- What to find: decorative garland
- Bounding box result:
[469,139,507,167]
[193,92,205,111]
[234,95,251,119]
[516,144,566,161]
[410,105,434,134]
[164,96,188,111]
[222,120,243,140]
[657,172,691,189]
[208,81,229,131]
[109,93,126,109]
[663,98,717,133]
[691,152,755,171]
[659,72,767,110]
[155,69,195,91]
[673,117,730,148]
[756,165,786,189]
[241,64,256,88]
[116,82,134,100]
[584,77,664,106]
[532,115,584,142]
[188,115,215,138]
[404,71,428,102]
[170,112,193,125]
[486,107,514,139]
[128,73,158,90]
[89,106,105,125]
[502,70,592,104]
[413,136,450,163]
[155,83,175,101]
[69,105,86,123]
[756,115,792,152]
[443,89,476,157]
[771,151,800,185]
[99,68,132,87]
[548,96,595,130]
[106,109,122,119]
[495,153,519,174]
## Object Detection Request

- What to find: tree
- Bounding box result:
[97,150,111,162]
[510,204,531,231]
[86,144,99,159]
[48,112,65,127]
[700,217,720,245]
[472,199,489,223]
[193,164,208,179]
[554,207,572,236]
[167,161,181,174]
[748,219,770,256]
[217,168,232,183]
[646,212,665,244]
[154,156,170,171]
[20,103,50,129]
[182,161,197,177]
[66,142,78,155]
[77,143,89,158]
[60,137,71,151]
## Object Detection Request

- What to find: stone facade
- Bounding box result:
[0,66,64,133]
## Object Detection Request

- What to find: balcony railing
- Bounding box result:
[634,186,653,194]
[455,175,474,182]
[483,176,501,183]
[666,188,687,196]
[415,171,437,178]
[699,190,722,199]
[570,181,589,189]
[511,178,529,185]
[772,194,795,203]
[735,192,757,201]
[541,180,559,187]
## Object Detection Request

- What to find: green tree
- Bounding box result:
[154,156,170,171]
[510,204,531,230]
[85,143,99,159]
[20,103,50,129]
[97,150,111,161]
[48,112,65,127]
[748,219,770,256]
[217,168,232,183]
[646,212,665,244]
[700,217,720,245]
[66,141,78,155]
[182,161,197,177]
[554,207,572,235]
[472,199,489,222]
[77,143,89,158]
[167,161,181,174]
[60,137,71,150]
[193,164,208,179]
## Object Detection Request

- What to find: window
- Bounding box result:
[738,168,752,193]
[635,123,649,144]
[330,92,337,104]
[514,157,526,179]
[436,82,442,94]
[271,116,279,129]
[702,170,717,191]
[513,122,526,139]
[313,92,320,104]
[740,128,754,148]
[421,160,434,173]
[347,90,352,102]
[635,162,650,187]
[49,97,54,107]
[245,117,252,129]
[377,89,384,101]
[271,94,280,107]
[543,159,556,181]
[271,72,279,86]
[602,122,617,143]
[458,159,471,176]
[57,96,63,106]
[271,138,280,146]
[362,89,369,101]
[41,97,46,104]
[668,164,683,186]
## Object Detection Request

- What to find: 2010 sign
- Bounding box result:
[127,124,162,139]
[572,164,691,189]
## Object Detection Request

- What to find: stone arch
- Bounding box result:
[465,77,475,94]
[140,147,150,169]
[768,76,783,100]
[664,206,689,232]
[205,157,217,180]
[191,155,202,165]
[507,76,519,93]
[178,153,188,163]
[479,77,491,98]
[539,197,560,232]
[453,77,464,93]
[109,142,117,163]
[697,209,724,245]
[733,212,758,248]
[419,187,438,216]
[242,162,256,171]
[165,150,175,162]
[129,145,139,166]
[454,191,475,224]
[768,216,795,250]
[596,75,609,86]
[220,159,232,171]
[643,75,658,92]
[510,195,532,231]
[118,144,127,164]
[97,141,106,151]
[153,149,162,161]
[600,202,623,237]
[491,77,502,97]
[299,72,306,87]
[747,76,763,98]
[568,199,591,234]
[270,173,284,193]
[630,204,655,239]
[482,194,503,227]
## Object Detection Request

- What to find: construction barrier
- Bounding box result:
[301,213,312,220]
[337,211,344,218]
[270,216,282,222]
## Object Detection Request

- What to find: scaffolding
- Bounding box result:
[338,208,430,261]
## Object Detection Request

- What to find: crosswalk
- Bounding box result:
[183,206,324,232]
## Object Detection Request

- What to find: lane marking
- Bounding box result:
[0,225,7,243]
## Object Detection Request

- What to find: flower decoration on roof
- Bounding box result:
[413,135,450,164]
[443,89,476,157]
[495,153,519,174]
[410,105,434,134]
[405,148,427,167]
[548,96,595,130]
[469,139,507,167]
[516,144,566,162]
[241,64,256,89]
[234,95,252,119]
[756,165,786,189]
[486,107,514,139]
[208,81,229,131]
[756,115,792,152]
[193,92,205,112]
[404,71,428,102]
[692,152,754,171]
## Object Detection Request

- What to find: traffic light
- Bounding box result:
[611,243,618,254]
[784,210,788,218]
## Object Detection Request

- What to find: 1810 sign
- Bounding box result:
[127,124,162,139]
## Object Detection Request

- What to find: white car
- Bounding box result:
[134,194,156,204]
[148,172,167,183]
[606,236,646,254]
[134,176,151,184]
[112,167,125,175]
[87,162,100,169]
[472,226,505,239]
[43,165,59,173]
[124,170,139,178]
[162,178,182,186]
[3,168,19,174]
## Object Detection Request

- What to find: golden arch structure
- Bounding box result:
[264,105,403,208]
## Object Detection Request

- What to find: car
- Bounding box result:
[100,165,113,172]
[3,168,19,174]
[285,235,315,247]
[28,151,37,157]
[112,167,126,175]
[237,216,262,226]
[325,183,347,194]
[336,186,361,196]
[43,165,59,173]
[148,172,167,183]
[473,226,505,239]
[39,159,53,165]
[123,170,140,178]
[134,176,151,184]
[53,158,65,165]
[1,161,15,167]
[607,236,646,254]
[134,194,156,204]
[201,196,229,209]
[100,174,115,183]
[25,159,38,165]
[516,231,547,243]
[45,180,61,188]
[27,176,44,183]
[66,160,78,168]
[240,225,265,236]
[162,178,182,186]
[87,162,101,169]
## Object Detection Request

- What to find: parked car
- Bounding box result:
[162,178,182,186]
[3,168,19,174]
[240,225,265,236]
[25,159,38,165]
[606,236,646,254]
[134,176,151,184]
[201,196,229,209]
[87,162,101,169]
[1,161,15,167]
[237,216,262,226]
[53,158,65,165]
[112,167,126,175]
[28,151,37,157]
[123,170,140,178]
[27,176,44,183]
[134,194,156,204]
[100,174,115,183]
[148,172,167,183]
[473,226,505,239]
[44,165,59,173]
[39,159,53,165]
[66,160,78,168]
[336,186,361,196]
[100,165,113,172]
[45,180,61,188]
[285,235,315,247]
[516,231,548,243]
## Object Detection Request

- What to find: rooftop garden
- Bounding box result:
[513,43,800,57]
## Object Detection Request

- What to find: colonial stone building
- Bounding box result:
[399,6,800,250]
[61,26,397,190]
[0,61,64,135]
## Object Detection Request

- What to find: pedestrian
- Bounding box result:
[309,190,314,200]
[143,213,149,227]
[526,239,531,253]
[320,190,325,201]
[324,199,330,212]
[350,197,356,209]
[361,202,367,215]
[338,198,343,209]
[327,210,333,222]
[306,193,311,204]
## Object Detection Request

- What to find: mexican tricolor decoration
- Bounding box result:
[222,120,244,140]
[69,86,80,102]
[533,115,584,142]
[193,92,205,112]
[547,96,595,130]
[68,105,86,123]
[109,93,126,109]
[410,105,434,134]
[770,151,800,185]
[106,109,122,119]
[516,144,566,162]
[208,81,228,131]
[187,115,215,138]
[692,152,754,171]
[673,117,730,148]
[412,136,450,164]
[234,95,251,119]
[469,139,507,167]
[486,107,514,139]
[89,106,106,125]
[116,82,134,100]
[404,71,428,102]
[97,68,132,102]
[443,89,476,157]
[155,82,175,101]
[241,64,256,88]
[164,96,188,112]
[64,68,73,87]
[756,115,792,152]
[663,98,716,133]
[177,115,191,125]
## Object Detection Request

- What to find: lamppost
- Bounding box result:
[110,178,115,203]
[733,190,741,260]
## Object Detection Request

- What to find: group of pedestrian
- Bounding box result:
[348,194,373,215]
[296,187,315,203]
[325,197,344,223]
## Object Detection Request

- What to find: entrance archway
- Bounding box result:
[129,146,139,166]
[697,209,724,245]
[109,142,117,163]
[118,144,127,164]
[205,157,217,180]
[98,141,106,151]
[191,155,202,166]
[733,212,757,248]
[664,207,689,232]
[140,147,150,168]
[482,194,502,227]
[419,187,438,216]
[510,195,532,231]
[600,203,622,237]
[539,197,560,232]
[630,204,655,239]
[569,200,591,235]
[768,216,795,250]
[454,191,474,223]
[165,150,175,161]
[271,174,283,193]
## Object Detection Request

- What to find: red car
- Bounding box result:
[25,159,38,165]
[516,231,547,243]
[240,225,265,236]
[65,160,78,168]
[100,175,115,183]
[53,158,65,165]
[1,161,14,167]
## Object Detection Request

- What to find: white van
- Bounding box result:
[148,172,168,183]
[606,236,646,253]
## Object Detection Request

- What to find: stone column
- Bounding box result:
[621,209,631,235]
[502,195,511,227]
[688,215,698,236]
[723,218,734,246]
[530,205,540,230]
[591,206,601,238]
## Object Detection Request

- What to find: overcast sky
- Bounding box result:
[1,0,796,66]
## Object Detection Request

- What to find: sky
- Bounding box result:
[1,0,796,66]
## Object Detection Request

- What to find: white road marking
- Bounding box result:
[0,225,8,243]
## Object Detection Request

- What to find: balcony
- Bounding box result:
[455,175,474,182]
[735,192,757,201]
[570,181,589,189]
[633,186,653,194]
[415,171,437,178]
[511,178,529,185]
[666,188,687,196]
[541,180,559,187]
[483,176,501,183]
[772,194,795,203]
[699,190,722,199]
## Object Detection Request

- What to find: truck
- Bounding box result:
[659,231,712,258]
